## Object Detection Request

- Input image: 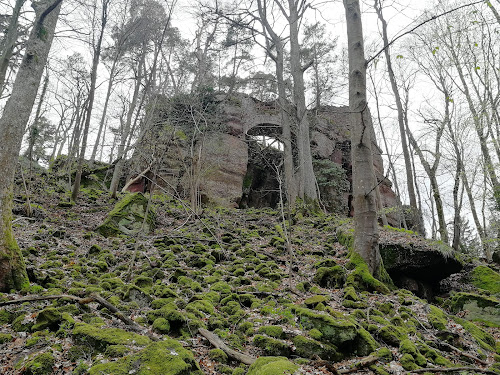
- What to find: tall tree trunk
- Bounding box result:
[287,0,317,203]
[0,0,26,93]
[72,0,109,201]
[0,0,62,291]
[374,0,424,234]
[344,0,381,275]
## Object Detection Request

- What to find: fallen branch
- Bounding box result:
[121,166,151,193]
[411,367,497,374]
[0,293,156,340]
[438,341,489,366]
[339,355,379,374]
[199,328,256,365]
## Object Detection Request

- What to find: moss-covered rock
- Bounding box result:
[32,307,62,331]
[292,335,339,361]
[452,316,496,352]
[427,305,448,331]
[253,335,291,357]
[470,266,500,293]
[377,324,406,346]
[72,322,151,351]
[258,325,284,339]
[304,295,329,308]
[209,348,228,363]
[247,356,298,375]
[313,266,345,288]
[0,333,12,344]
[21,352,55,375]
[292,307,358,348]
[96,193,155,237]
[88,339,203,374]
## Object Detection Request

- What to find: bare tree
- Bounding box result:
[0,0,62,291]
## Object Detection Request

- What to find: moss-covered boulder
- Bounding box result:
[247,356,299,375]
[88,339,203,375]
[72,322,151,351]
[292,307,358,350]
[32,307,62,331]
[21,352,55,375]
[96,193,155,237]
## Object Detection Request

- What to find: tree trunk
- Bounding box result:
[72,0,109,201]
[344,0,381,275]
[374,0,424,235]
[0,0,62,292]
[287,0,317,203]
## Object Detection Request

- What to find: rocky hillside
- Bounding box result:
[0,169,499,375]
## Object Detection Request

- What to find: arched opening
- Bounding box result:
[240,124,283,208]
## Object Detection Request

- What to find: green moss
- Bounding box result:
[292,306,357,347]
[471,266,500,293]
[399,339,426,366]
[32,307,63,331]
[309,328,322,340]
[209,348,228,363]
[211,281,231,294]
[355,328,378,356]
[104,345,130,357]
[152,317,170,333]
[89,339,202,375]
[343,286,359,301]
[247,357,298,375]
[292,335,339,361]
[253,335,291,357]
[427,305,447,331]
[72,322,151,351]
[304,295,328,308]
[378,324,406,346]
[0,308,11,324]
[21,352,54,374]
[345,253,390,294]
[0,333,12,344]
[186,299,215,317]
[96,193,155,237]
[258,325,284,339]
[452,316,496,351]
[400,353,419,370]
[12,313,34,332]
[374,347,392,360]
[313,266,345,288]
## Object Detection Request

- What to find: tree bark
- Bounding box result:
[344,0,381,275]
[0,0,62,291]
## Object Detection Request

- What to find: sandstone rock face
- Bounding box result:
[198,133,248,207]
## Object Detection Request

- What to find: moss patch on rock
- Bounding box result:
[72,322,151,351]
[88,339,202,375]
[247,356,298,375]
[96,193,155,237]
[470,266,500,294]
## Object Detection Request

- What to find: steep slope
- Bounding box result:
[0,172,499,375]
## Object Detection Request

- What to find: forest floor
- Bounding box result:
[0,169,499,375]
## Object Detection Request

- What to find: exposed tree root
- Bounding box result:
[199,328,256,365]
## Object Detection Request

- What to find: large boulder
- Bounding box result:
[379,229,463,298]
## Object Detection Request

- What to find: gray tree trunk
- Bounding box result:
[0,0,62,291]
[374,0,424,235]
[344,0,381,275]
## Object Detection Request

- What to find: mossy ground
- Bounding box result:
[0,172,498,374]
